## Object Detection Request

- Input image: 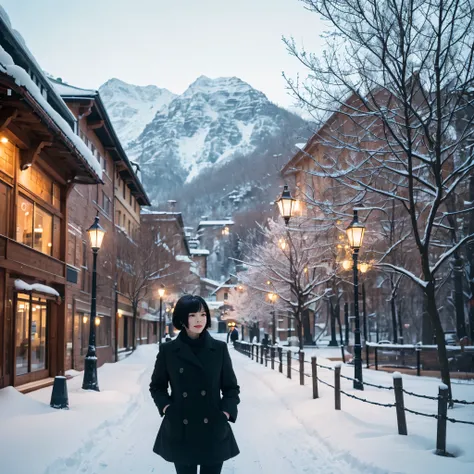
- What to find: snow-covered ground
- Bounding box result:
[0,335,473,474]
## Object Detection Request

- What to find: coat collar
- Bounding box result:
[171,330,217,370]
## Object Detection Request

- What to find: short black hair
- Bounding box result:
[172,294,211,330]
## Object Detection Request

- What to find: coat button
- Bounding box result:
[183,392,188,398]
[179,368,184,374]
[201,390,206,396]
[183,419,188,425]
[203,418,209,424]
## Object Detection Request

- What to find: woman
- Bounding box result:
[150,294,240,474]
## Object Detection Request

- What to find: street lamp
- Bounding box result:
[275,185,297,225]
[158,287,165,347]
[346,210,365,391]
[82,214,106,391]
[268,291,277,344]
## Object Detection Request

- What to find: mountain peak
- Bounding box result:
[183,75,259,98]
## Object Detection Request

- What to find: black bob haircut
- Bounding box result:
[172,294,211,331]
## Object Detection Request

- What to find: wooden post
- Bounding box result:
[435,384,451,457]
[287,350,291,379]
[393,372,408,435]
[256,345,259,363]
[271,346,275,370]
[416,346,421,376]
[278,347,283,373]
[374,346,378,371]
[299,351,305,385]
[335,364,341,410]
[260,346,264,364]
[312,356,319,399]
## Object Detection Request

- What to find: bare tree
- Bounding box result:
[116,226,178,351]
[284,0,474,396]
[239,218,332,349]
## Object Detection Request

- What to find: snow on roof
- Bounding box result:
[190,249,210,256]
[175,255,193,264]
[14,279,60,297]
[0,46,102,179]
[200,277,222,287]
[205,300,225,310]
[50,79,97,98]
[198,220,235,227]
[295,142,307,149]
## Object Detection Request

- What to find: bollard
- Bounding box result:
[278,347,283,373]
[435,384,452,457]
[256,345,259,363]
[287,350,292,379]
[50,375,69,409]
[271,346,275,370]
[299,351,305,386]
[375,346,378,371]
[312,356,319,399]
[393,372,407,435]
[260,346,264,364]
[335,364,341,410]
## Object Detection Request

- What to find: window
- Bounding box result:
[0,139,15,177]
[81,241,88,292]
[102,191,111,216]
[0,181,10,236]
[16,195,54,256]
[15,294,48,376]
[122,214,126,229]
[123,181,126,199]
[102,155,107,174]
[90,143,96,156]
[224,292,229,300]
[96,316,111,347]
[128,220,131,235]
[116,210,121,226]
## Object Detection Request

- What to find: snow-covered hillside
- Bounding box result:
[99,78,176,147]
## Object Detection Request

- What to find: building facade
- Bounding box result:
[49,79,150,370]
[0,23,101,389]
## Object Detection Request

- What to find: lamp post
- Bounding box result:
[268,291,277,344]
[158,288,165,347]
[82,215,106,391]
[275,185,297,226]
[346,209,366,391]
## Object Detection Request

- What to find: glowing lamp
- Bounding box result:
[346,210,365,250]
[87,215,106,251]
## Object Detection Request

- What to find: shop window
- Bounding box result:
[96,316,111,347]
[33,206,53,255]
[15,294,48,376]
[0,181,10,236]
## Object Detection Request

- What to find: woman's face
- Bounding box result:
[186,307,207,336]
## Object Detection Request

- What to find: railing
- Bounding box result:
[234,341,474,457]
[365,342,474,376]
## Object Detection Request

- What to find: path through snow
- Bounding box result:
[46,345,366,474]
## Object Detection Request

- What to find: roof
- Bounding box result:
[0,18,102,183]
[49,77,151,206]
[190,249,210,256]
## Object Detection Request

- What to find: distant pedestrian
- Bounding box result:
[230,328,239,345]
[150,295,240,474]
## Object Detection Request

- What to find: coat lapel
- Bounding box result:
[172,331,217,371]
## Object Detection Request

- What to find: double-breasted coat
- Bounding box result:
[149,331,240,465]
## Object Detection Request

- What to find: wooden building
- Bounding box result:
[48,79,151,369]
[0,24,102,390]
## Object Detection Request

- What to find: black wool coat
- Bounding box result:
[149,331,240,465]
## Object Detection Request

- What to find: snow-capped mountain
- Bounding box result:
[120,75,309,206]
[99,78,176,147]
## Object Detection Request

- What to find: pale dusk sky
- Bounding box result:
[1,0,326,111]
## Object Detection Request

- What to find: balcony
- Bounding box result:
[0,235,65,284]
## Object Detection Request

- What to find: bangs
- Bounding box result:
[172,294,212,330]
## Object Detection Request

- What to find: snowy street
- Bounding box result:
[1,337,473,474]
